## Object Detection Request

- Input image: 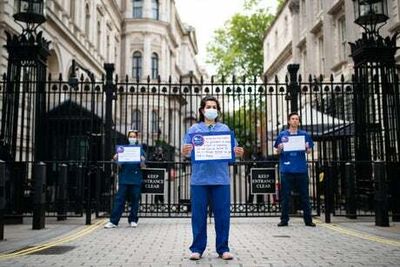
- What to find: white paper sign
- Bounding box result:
[283,135,305,152]
[192,133,234,162]
[116,146,141,163]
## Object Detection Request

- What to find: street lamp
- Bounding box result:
[2,0,49,227]
[352,0,388,36]
[13,0,46,34]
[350,0,399,225]
[4,0,50,161]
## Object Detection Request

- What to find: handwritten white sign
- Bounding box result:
[116,145,141,163]
[283,135,305,152]
[191,132,234,162]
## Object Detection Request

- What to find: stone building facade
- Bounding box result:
[0,0,204,81]
[0,0,205,161]
[263,0,400,82]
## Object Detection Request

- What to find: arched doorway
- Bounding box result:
[47,49,60,80]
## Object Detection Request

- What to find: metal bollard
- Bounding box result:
[57,164,68,221]
[86,166,92,225]
[32,162,47,230]
[323,163,333,223]
[345,162,357,219]
[95,167,101,218]
[373,161,389,227]
[0,161,6,240]
[75,165,84,214]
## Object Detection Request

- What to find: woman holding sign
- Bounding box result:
[182,96,244,261]
[104,130,145,229]
[274,112,315,227]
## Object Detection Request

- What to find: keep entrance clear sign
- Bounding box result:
[250,168,276,194]
[142,168,165,194]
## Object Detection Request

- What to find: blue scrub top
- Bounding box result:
[184,122,237,185]
[274,129,314,174]
[118,145,145,185]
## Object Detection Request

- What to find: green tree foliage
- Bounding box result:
[206,0,279,77]
[277,0,285,10]
[223,99,266,158]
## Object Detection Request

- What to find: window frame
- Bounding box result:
[132,51,142,80]
[151,52,159,80]
[133,0,143,18]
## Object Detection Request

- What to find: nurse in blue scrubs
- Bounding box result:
[104,130,145,229]
[182,96,244,261]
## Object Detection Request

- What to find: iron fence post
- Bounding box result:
[32,162,46,230]
[345,162,357,219]
[104,63,115,208]
[373,161,389,227]
[0,161,5,240]
[57,164,67,221]
[287,64,300,112]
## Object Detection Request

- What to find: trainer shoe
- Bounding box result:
[219,252,234,260]
[189,252,201,260]
[104,221,117,229]
[305,222,316,227]
[130,222,138,228]
[277,221,288,227]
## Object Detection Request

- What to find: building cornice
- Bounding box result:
[327,0,345,16]
[264,41,292,79]
[310,18,323,34]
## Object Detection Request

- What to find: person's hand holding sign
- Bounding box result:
[234,146,244,158]
[182,144,193,157]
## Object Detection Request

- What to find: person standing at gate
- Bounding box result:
[274,112,316,227]
[104,130,145,228]
[182,96,244,261]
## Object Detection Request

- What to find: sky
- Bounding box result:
[174,0,278,75]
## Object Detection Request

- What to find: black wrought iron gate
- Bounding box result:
[1,63,400,219]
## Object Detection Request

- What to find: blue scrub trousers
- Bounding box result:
[190,185,230,255]
[280,172,312,224]
[110,184,141,225]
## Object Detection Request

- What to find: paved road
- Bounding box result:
[1,217,399,266]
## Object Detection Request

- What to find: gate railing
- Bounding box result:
[1,66,399,219]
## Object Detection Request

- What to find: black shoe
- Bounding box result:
[305,222,316,227]
[277,221,288,227]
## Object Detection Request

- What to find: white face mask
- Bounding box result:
[204,108,218,120]
[128,138,137,145]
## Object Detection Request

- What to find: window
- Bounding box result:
[106,35,110,62]
[301,0,306,25]
[85,4,90,36]
[315,0,323,13]
[152,0,159,20]
[318,37,325,75]
[284,16,288,36]
[151,52,159,80]
[97,21,101,52]
[133,0,143,18]
[70,1,75,22]
[132,51,142,79]
[67,136,89,161]
[132,109,142,131]
[338,16,347,60]
[301,48,307,77]
[151,110,160,133]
